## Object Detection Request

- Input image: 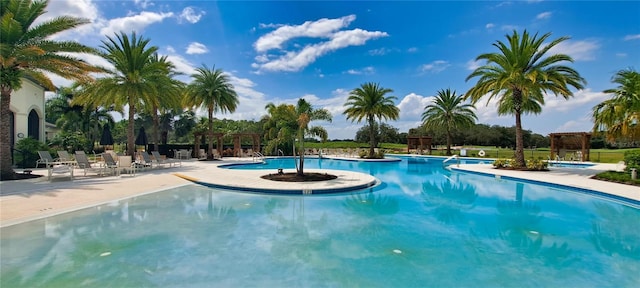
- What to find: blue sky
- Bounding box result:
[44,0,640,140]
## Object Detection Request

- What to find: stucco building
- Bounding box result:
[8,77,50,147]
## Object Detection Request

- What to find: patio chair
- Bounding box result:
[136,151,157,169]
[57,150,74,162]
[117,155,136,176]
[212,149,221,159]
[36,151,58,168]
[151,151,179,167]
[101,153,120,176]
[74,151,108,176]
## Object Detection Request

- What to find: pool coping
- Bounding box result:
[450,164,640,207]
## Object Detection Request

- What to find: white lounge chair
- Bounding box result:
[151,151,179,167]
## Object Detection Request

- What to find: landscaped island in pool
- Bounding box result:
[1,156,638,286]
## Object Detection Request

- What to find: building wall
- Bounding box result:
[10,78,46,146]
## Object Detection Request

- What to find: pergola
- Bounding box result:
[549,132,592,161]
[232,133,261,157]
[194,132,224,158]
[407,136,432,154]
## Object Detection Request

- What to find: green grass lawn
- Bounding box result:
[304,141,638,163]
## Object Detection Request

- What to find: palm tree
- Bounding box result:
[592,68,640,143]
[145,54,184,150]
[344,82,400,158]
[293,98,332,175]
[422,88,477,155]
[0,0,101,179]
[184,65,239,159]
[73,32,165,158]
[465,30,586,167]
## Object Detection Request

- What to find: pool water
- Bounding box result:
[2,156,639,287]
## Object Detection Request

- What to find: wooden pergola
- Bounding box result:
[549,132,592,161]
[233,133,261,157]
[194,132,224,158]
[407,136,432,154]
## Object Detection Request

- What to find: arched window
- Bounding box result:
[28,109,40,140]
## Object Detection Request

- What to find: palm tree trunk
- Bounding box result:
[368,116,376,158]
[152,106,160,152]
[0,88,16,179]
[127,102,136,159]
[298,132,305,176]
[446,130,452,156]
[514,111,526,167]
[207,109,214,160]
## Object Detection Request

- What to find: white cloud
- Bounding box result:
[254,15,357,52]
[33,0,103,39]
[345,66,375,75]
[624,34,640,41]
[546,39,599,61]
[485,23,495,29]
[178,7,206,24]
[542,88,608,113]
[616,53,628,57]
[466,59,482,70]
[536,12,552,20]
[407,47,418,53]
[161,47,197,77]
[397,93,434,122]
[369,47,390,56]
[501,25,519,31]
[255,28,388,73]
[100,11,173,36]
[419,60,450,73]
[553,117,593,133]
[186,42,209,54]
[133,0,154,9]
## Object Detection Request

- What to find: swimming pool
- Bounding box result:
[547,161,596,168]
[2,156,639,286]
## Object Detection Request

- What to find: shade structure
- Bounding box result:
[135,126,148,146]
[100,125,114,146]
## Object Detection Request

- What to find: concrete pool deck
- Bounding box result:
[1,157,638,227]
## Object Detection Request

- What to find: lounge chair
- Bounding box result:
[101,153,120,176]
[36,151,58,168]
[212,149,221,159]
[117,155,136,176]
[57,150,73,162]
[137,151,157,169]
[151,151,179,167]
[74,151,109,176]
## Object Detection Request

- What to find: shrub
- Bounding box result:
[526,159,548,171]
[14,138,51,168]
[623,150,640,172]
[358,149,368,158]
[493,159,508,168]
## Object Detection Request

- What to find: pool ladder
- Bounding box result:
[442,155,460,168]
[253,151,265,162]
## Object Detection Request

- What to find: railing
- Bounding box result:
[442,155,460,167]
[11,148,28,169]
[253,151,265,162]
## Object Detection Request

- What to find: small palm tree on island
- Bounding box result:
[184,65,239,160]
[592,68,640,143]
[465,30,586,168]
[0,0,103,180]
[344,82,400,159]
[263,99,332,176]
[421,88,477,156]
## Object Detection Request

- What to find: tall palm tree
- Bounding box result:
[592,68,640,143]
[422,89,477,155]
[73,32,165,158]
[344,82,400,158]
[0,0,101,179]
[465,30,585,167]
[145,54,184,150]
[184,65,239,159]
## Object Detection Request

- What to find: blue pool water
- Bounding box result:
[2,156,639,287]
[547,162,596,168]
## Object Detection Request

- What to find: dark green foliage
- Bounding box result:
[594,171,640,186]
[623,150,640,172]
[14,138,51,168]
[49,131,90,153]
